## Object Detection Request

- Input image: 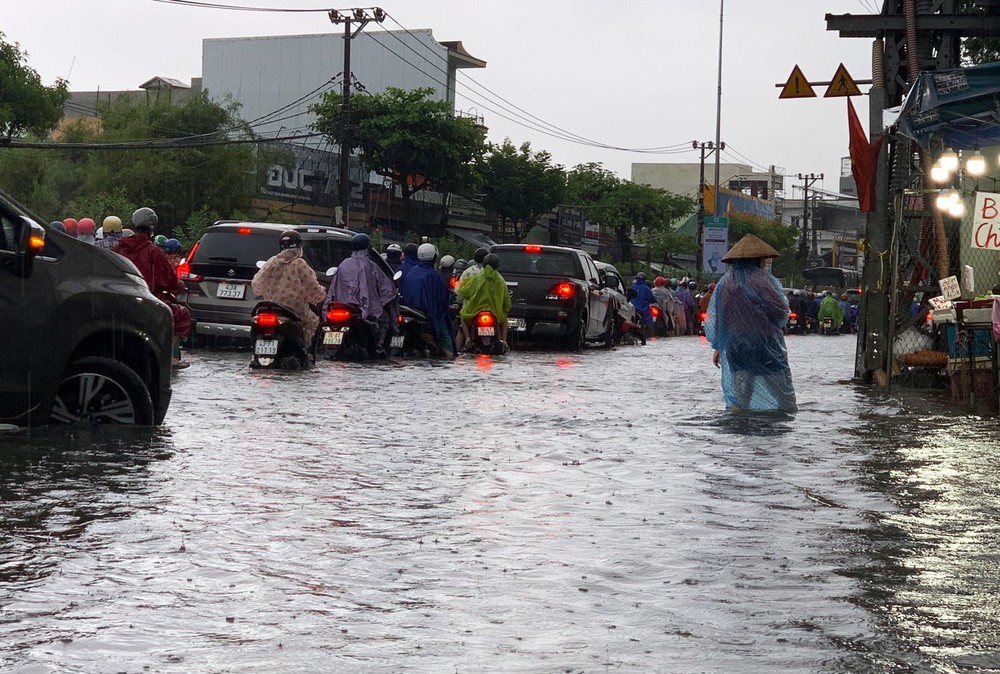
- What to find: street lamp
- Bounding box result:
[929,146,998,217]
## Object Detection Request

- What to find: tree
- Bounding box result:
[477,140,566,243]
[961,0,1000,64]
[0,33,68,141]
[726,212,800,280]
[310,87,485,236]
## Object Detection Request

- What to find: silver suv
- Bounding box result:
[179,222,388,345]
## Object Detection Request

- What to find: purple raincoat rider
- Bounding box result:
[324,233,399,345]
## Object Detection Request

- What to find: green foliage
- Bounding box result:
[477,140,566,243]
[0,33,68,140]
[960,0,1000,64]
[726,212,801,279]
[310,87,485,234]
[180,206,220,246]
[67,187,137,229]
[429,233,480,261]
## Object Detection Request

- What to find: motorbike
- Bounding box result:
[650,304,670,337]
[396,304,444,358]
[697,310,707,336]
[250,301,312,370]
[786,311,802,334]
[467,310,507,355]
[319,302,401,361]
[819,316,837,336]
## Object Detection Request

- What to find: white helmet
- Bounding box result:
[440,254,455,268]
[417,243,437,261]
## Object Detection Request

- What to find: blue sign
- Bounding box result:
[703,216,729,276]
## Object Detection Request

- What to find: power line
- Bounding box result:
[150,0,338,13]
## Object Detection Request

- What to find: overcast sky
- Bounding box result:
[7,0,879,200]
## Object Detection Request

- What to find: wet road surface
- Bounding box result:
[2,334,1000,672]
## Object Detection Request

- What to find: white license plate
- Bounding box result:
[478,326,496,337]
[255,339,278,355]
[508,318,526,331]
[390,335,404,349]
[789,319,797,326]
[216,282,246,299]
[324,330,345,345]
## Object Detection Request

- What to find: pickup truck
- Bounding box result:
[489,244,614,350]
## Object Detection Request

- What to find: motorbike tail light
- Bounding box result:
[650,305,661,318]
[700,311,707,322]
[545,282,575,300]
[397,314,407,325]
[178,241,203,282]
[326,307,353,323]
[476,312,496,328]
[524,245,543,253]
[449,276,459,289]
[253,312,279,327]
[789,312,798,320]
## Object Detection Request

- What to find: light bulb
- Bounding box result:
[936,189,959,210]
[939,148,959,171]
[966,150,987,177]
[948,199,966,218]
[931,164,951,183]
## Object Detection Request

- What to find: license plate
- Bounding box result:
[508,318,526,331]
[789,319,797,326]
[324,330,345,345]
[478,326,496,337]
[255,339,278,355]
[390,335,404,349]
[216,282,246,299]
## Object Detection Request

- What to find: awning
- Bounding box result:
[447,227,496,249]
[898,60,1000,150]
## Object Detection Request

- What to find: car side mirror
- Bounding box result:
[256,260,266,269]
[6,217,45,278]
[392,269,402,283]
[326,266,339,277]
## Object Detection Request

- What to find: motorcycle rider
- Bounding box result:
[676,280,697,335]
[459,247,489,285]
[77,218,97,244]
[629,272,659,338]
[817,291,844,333]
[438,254,456,286]
[400,242,420,278]
[399,243,456,357]
[323,233,399,355]
[251,229,327,349]
[651,276,677,335]
[113,207,192,369]
[95,215,124,250]
[384,243,403,274]
[457,252,511,353]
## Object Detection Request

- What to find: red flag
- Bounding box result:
[848,97,883,213]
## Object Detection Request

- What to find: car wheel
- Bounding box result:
[51,356,155,425]
[564,317,585,353]
[602,314,616,349]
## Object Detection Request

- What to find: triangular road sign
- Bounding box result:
[824,63,862,97]
[779,65,816,99]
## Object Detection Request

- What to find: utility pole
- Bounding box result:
[695,140,724,273]
[328,7,385,226]
[796,173,823,267]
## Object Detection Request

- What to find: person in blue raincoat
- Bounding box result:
[704,234,797,413]
[629,272,659,338]
[399,243,456,357]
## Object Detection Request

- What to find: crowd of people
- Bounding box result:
[50,210,192,369]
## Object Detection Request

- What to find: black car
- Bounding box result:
[179,221,390,345]
[490,243,614,350]
[0,189,174,426]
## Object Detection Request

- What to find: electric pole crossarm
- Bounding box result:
[826,13,1000,38]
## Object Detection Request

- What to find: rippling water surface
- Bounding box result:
[1,335,999,673]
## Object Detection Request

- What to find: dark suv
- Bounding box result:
[490,243,614,350]
[0,189,173,426]
[179,222,389,343]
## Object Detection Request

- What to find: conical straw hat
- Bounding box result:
[721,233,780,263]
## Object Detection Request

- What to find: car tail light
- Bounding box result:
[449,276,459,289]
[524,245,542,253]
[178,241,203,282]
[238,227,252,235]
[545,282,575,300]
[253,312,279,327]
[700,311,707,322]
[650,305,661,318]
[326,307,353,323]
[476,312,496,328]
[789,312,798,320]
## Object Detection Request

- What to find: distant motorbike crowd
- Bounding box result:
[786,289,860,336]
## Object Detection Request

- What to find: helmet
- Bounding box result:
[708,282,716,292]
[636,272,646,281]
[351,233,371,251]
[164,238,182,253]
[688,280,697,290]
[63,218,78,236]
[131,207,158,230]
[440,254,455,269]
[403,242,419,259]
[670,277,678,286]
[122,228,135,237]
[473,247,488,264]
[78,217,96,235]
[49,220,66,234]
[385,243,402,260]
[454,258,469,273]
[278,230,302,250]
[654,276,666,286]
[102,215,123,233]
[417,243,437,261]
[483,253,500,270]
[154,234,168,247]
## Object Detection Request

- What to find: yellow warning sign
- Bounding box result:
[778,65,817,99]
[824,63,862,97]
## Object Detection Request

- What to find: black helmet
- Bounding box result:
[278,230,302,250]
[483,253,500,270]
[351,233,371,251]
[688,280,697,290]
[473,247,488,264]
[131,207,158,231]
[403,242,419,259]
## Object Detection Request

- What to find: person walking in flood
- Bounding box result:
[704,234,797,413]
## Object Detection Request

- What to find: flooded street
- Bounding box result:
[2,334,1000,673]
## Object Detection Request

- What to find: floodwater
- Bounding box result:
[2,334,1000,673]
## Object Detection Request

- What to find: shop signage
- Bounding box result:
[972,191,1000,250]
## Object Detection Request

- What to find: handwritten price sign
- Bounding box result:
[939,275,961,301]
